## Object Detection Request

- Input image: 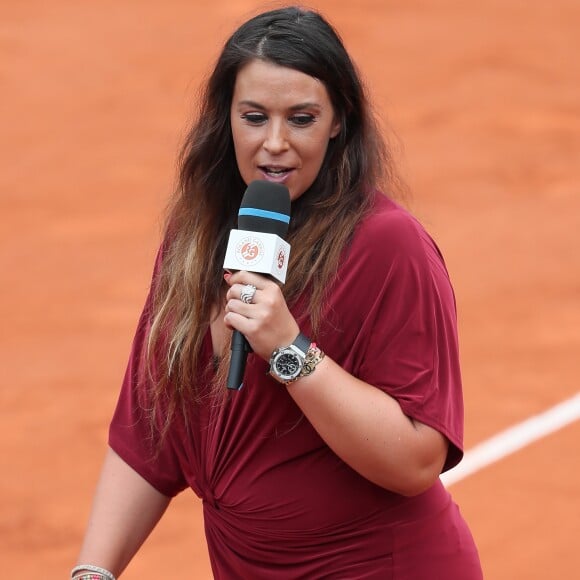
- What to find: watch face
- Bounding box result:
[275,352,301,379]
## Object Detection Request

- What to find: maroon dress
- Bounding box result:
[110,193,483,579]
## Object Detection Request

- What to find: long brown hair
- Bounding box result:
[145,7,402,424]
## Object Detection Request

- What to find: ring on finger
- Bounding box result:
[240,284,257,304]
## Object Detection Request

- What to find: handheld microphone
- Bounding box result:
[225,180,291,390]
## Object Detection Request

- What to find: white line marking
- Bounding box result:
[441,392,580,487]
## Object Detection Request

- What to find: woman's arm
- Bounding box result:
[75,447,171,577]
[284,355,448,496]
[224,271,449,497]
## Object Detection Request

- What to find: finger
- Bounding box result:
[226,283,260,304]
[227,270,269,289]
[223,310,259,337]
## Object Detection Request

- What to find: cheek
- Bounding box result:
[232,129,260,160]
[231,125,243,155]
[301,136,331,168]
[232,134,251,172]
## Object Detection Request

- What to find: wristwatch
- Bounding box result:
[269,333,325,385]
[269,333,311,384]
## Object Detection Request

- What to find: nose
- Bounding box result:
[263,119,289,154]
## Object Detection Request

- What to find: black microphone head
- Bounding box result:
[238,180,291,239]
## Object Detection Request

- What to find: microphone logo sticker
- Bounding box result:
[277,248,286,270]
[236,236,265,266]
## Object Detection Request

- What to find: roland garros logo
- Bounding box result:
[235,236,265,266]
[276,248,286,270]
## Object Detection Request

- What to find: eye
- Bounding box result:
[289,114,315,127]
[241,112,267,125]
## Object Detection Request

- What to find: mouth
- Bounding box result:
[259,165,294,180]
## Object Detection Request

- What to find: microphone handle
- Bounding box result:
[226,330,253,390]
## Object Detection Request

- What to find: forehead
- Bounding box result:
[232,59,331,106]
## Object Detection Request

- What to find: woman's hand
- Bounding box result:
[224,271,300,361]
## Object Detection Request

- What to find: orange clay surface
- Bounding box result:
[1,1,579,578]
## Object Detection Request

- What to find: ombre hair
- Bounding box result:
[146,6,402,423]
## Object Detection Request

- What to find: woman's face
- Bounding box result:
[230,59,341,201]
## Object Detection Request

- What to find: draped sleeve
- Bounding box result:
[322,195,464,471]
[108,249,189,497]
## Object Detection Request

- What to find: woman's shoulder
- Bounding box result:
[352,191,440,261]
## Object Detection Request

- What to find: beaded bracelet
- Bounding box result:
[301,343,325,377]
[71,564,116,580]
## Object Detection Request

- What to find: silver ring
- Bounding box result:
[240,284,257,304]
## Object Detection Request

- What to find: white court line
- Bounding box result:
[441,392,580,487]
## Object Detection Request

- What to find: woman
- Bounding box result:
[74,6,483,579]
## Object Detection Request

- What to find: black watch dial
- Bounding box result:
[275,353,301,377]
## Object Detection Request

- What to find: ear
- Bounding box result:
[330,117,341,139]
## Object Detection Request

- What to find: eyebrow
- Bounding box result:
[237,100,322,111]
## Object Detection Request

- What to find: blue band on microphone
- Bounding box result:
[238,208,290,224]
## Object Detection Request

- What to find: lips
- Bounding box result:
[260,165,292,176]
[259,165,294,182]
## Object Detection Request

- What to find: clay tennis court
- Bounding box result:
[2,1,579,578]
